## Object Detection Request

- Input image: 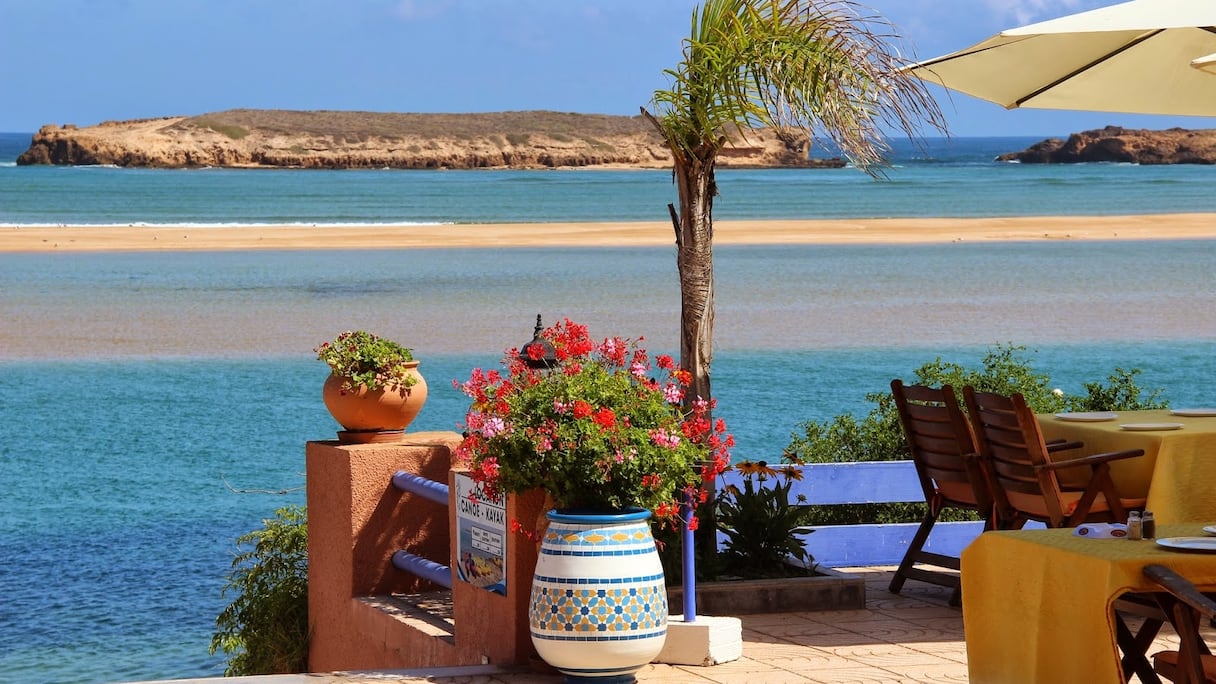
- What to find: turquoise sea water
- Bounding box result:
[1,131,1215,683]
[4,132,1216,223]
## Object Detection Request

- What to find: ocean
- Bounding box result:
[5,132,1216,224]
[1,131,1215,683]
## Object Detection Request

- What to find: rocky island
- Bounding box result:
[997,126,1216,164]
[15,109,845,170]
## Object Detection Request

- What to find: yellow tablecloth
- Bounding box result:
[962,523,1216,683]
[1038,409,1216,523]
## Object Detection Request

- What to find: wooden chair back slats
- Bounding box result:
[888,380,991,603]
[962,386,1145,529]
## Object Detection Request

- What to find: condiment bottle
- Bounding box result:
[1127,511,1142,540]
[1142,511,1156,539]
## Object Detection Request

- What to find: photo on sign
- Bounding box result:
[454,473,507,595]
[456,517,506,594]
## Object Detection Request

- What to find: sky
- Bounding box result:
[2,0,1215,137]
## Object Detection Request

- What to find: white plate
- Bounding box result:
[1204,525,1216,536]
[1055,411,1118,422]
[1157,537,1216,553]
[1119,422,1184,431]
[1171,408,1216,417]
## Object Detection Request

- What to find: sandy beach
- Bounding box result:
[4,213,1216,252]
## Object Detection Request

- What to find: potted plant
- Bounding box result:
[455,318,732,681]
[315,330,428,443]
[659,455,866,615]
[715,458,816,579]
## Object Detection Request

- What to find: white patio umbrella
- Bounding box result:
[1192,51,1216,75]
[906,0,1216,116]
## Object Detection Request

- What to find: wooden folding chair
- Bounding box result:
[888,380,994,604]
[1144,564,1216,684]
[962,387,1146,529]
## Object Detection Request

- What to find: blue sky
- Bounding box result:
[2,0,1214,137]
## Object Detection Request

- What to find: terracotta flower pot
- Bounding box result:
[321,361,428,443]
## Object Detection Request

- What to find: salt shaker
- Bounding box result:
[1142,511,1156,539]
[1127,511,1142,540]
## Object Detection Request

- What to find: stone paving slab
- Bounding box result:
[118,567,1181,684]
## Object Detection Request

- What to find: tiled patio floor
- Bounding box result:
[129,567,1184,684]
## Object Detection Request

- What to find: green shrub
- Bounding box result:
[211,505,309,676]
[784,344,1167,525]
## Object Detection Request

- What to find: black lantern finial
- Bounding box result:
[519,313,557,369]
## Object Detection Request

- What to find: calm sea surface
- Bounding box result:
[1,131,1215,683]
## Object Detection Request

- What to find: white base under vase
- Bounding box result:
[528,508,667,683]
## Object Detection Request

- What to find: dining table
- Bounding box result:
[962,522,1216,684]
[1037,408,1216,523]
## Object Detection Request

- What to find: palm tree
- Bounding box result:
[642,0,946,410]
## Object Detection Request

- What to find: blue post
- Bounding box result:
[391,550,453,589]
[391,470,450,506]
[682,495,696,622]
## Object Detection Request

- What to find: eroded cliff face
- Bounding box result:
[997,126,1216,164]
[16,110,845,170]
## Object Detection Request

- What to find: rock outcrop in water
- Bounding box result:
[15,109,846,170]
[997,126,1216,164]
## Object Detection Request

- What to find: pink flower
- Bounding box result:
[482,416,507,438]
[650,429,680,449]
[663,383,684,404]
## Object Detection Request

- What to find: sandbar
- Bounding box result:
[2,214,1216,252]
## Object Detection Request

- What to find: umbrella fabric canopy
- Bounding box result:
[907,0,1216,116]
[1193,51,1216,74]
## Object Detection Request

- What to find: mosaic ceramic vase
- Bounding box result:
[528,508,667,683]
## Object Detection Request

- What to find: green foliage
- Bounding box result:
[653,461,817,583]
[211,506,309,676]
[456,319,731,517]
[1067,368,1167,412]
[195,119,249,140]
[785,344,1168,525]
[910,344,1066,412]
[715,461,816,577]
[315,330,417,392]
[647,0,946,173]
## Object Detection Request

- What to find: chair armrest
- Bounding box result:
[1046,439,1084,452]
[1144,564,1216,627]
[1036,448,1145,472]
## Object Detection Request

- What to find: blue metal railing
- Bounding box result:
[391,550,453,589]
[391,471,450,506]
[390,470,453,588]
[387,462,982,609]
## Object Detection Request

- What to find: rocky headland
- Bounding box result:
[15,109,845,170]
[997,126,1216,164]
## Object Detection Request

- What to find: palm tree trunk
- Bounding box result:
[670,148,720,576]
[671,150,717,408]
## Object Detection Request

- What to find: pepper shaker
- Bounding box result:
[1142,511,1155,539]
